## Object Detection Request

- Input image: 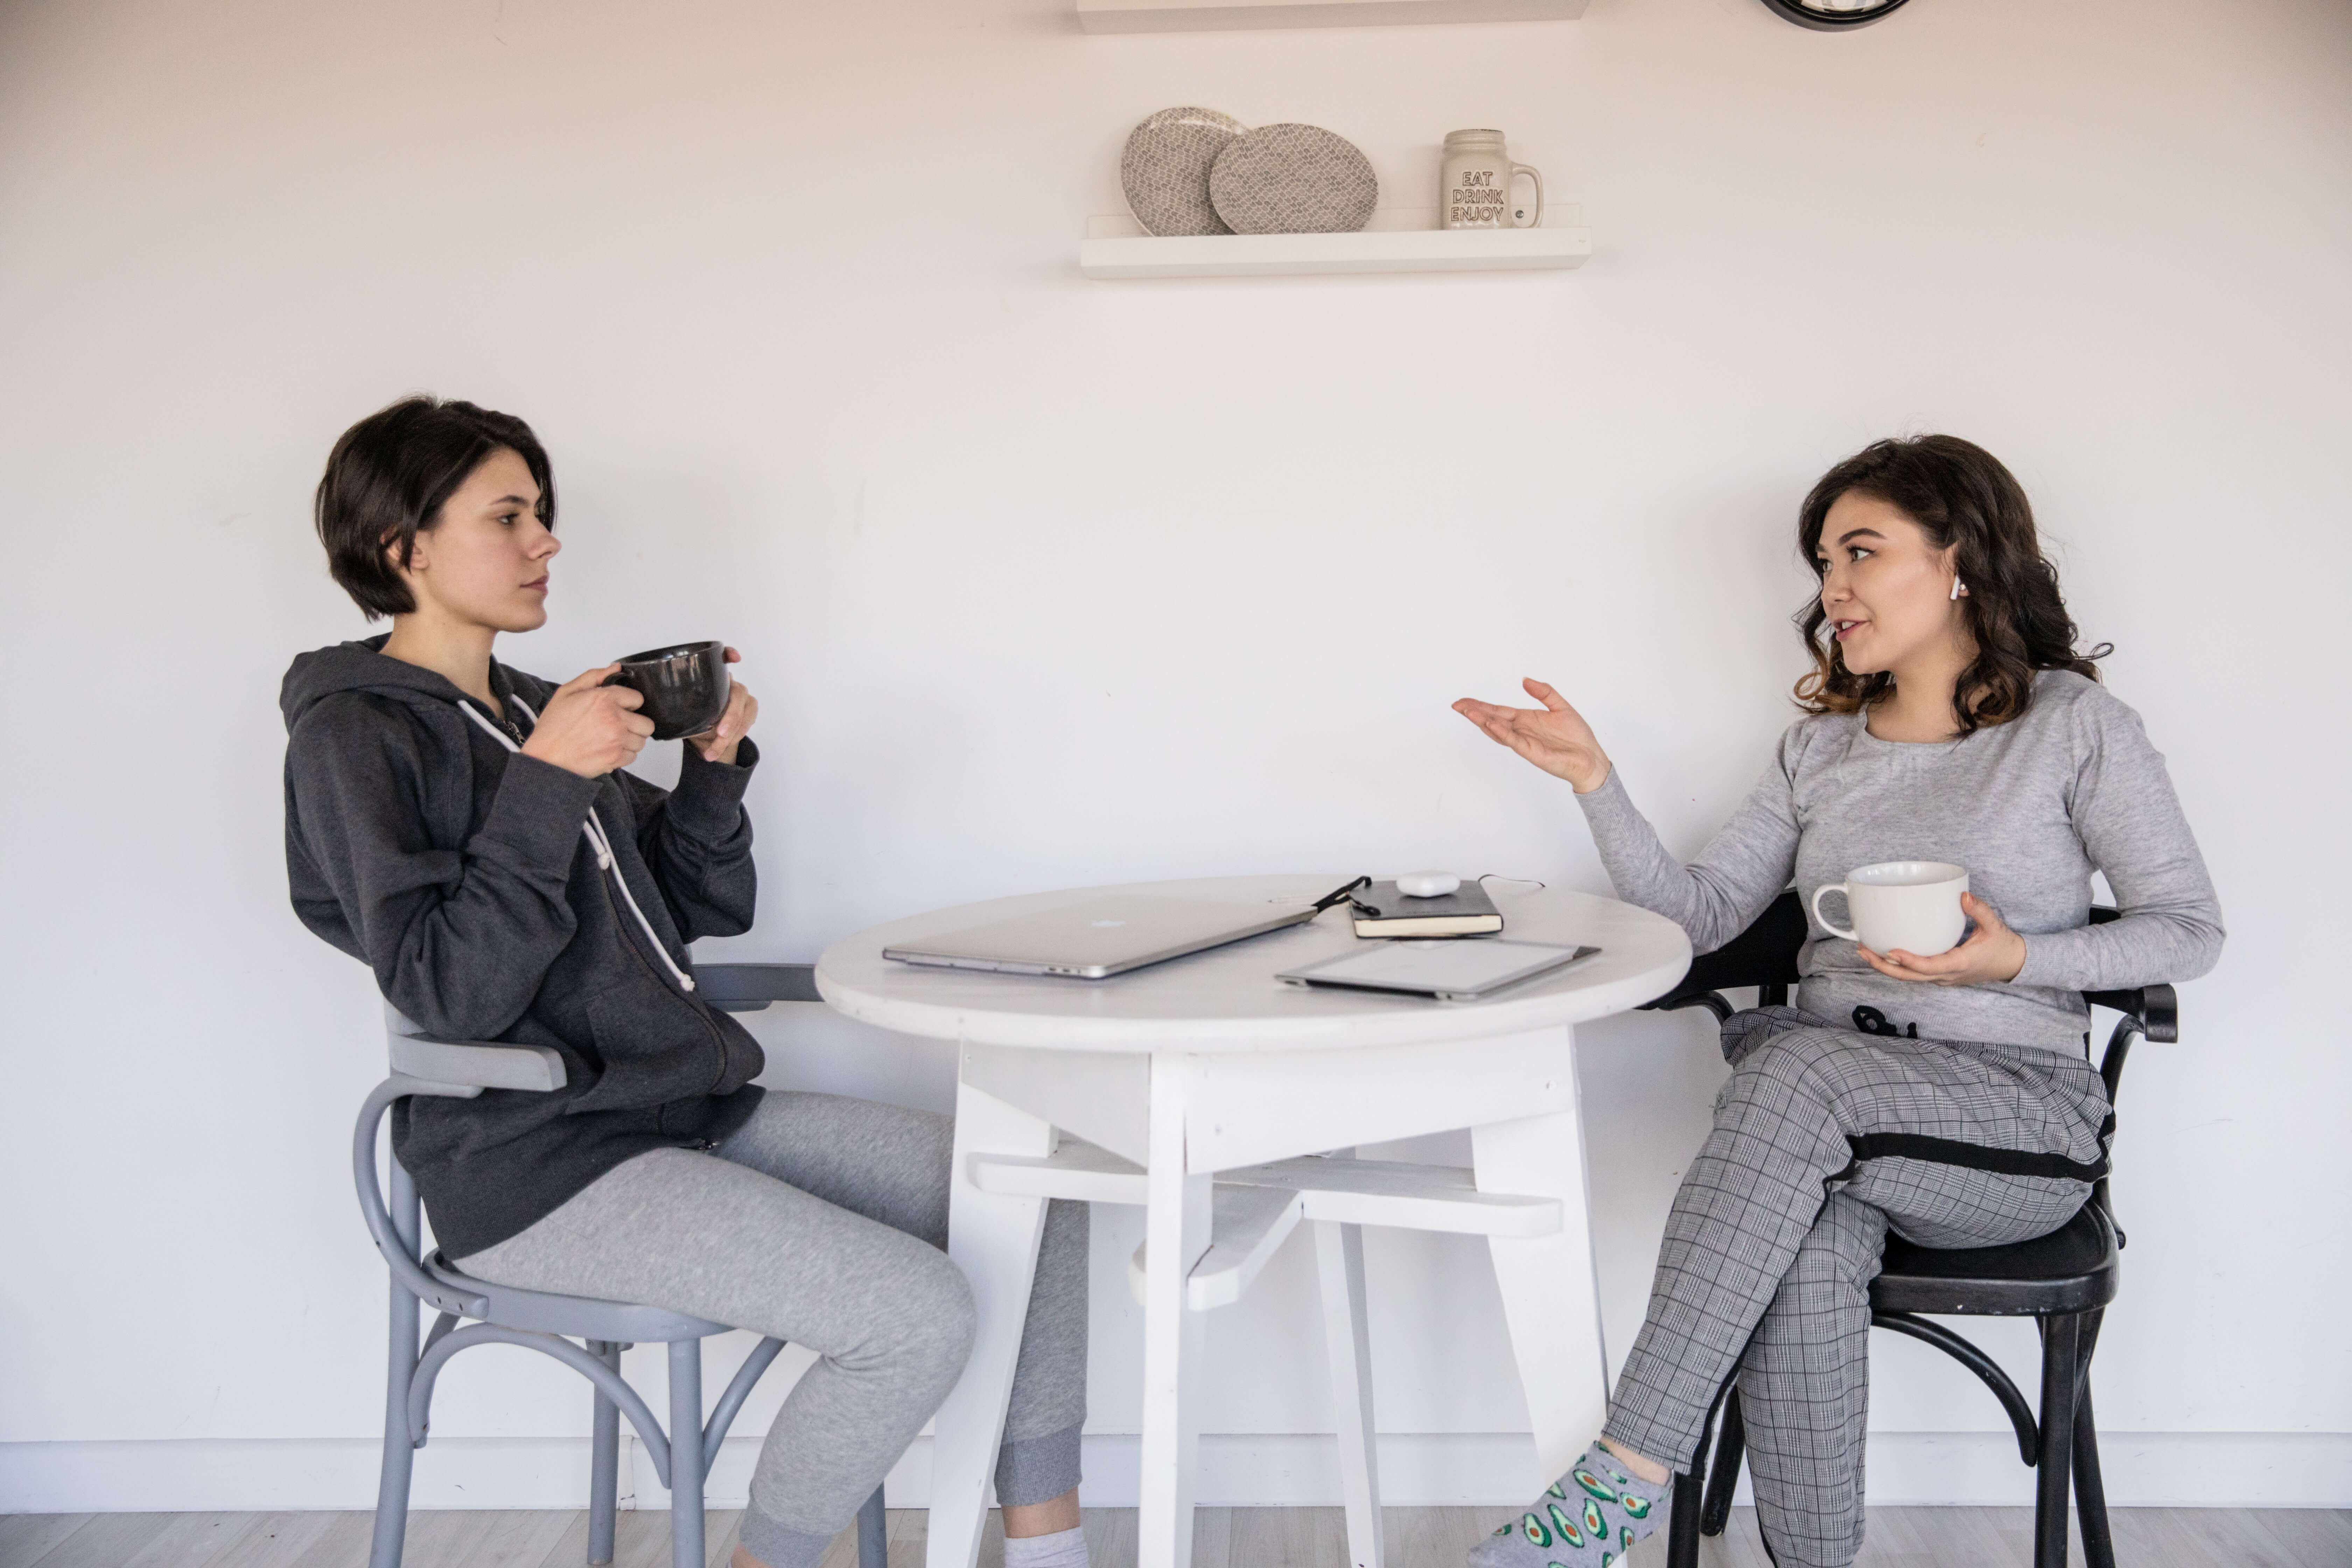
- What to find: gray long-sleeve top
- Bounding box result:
[1575,670,2223,1051]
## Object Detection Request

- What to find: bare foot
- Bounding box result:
[732,1548,772,1568]
[1598,1436,1672,1487]
[1001,1488,1082,1539]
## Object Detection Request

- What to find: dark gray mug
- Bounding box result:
[604,641,730,741]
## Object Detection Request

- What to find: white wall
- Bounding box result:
[2,0,2347,1516]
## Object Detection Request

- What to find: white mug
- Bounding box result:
[1441,129,1543,230]
[1810,861,1970,955]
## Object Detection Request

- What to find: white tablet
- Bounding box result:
[1277,939,1601,1002]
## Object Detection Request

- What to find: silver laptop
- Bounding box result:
[883,894,1319,979]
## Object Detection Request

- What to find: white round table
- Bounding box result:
[816,874,1691,1568]
[820,872,1692,1051]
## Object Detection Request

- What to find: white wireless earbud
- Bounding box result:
[1951,576,1967,601]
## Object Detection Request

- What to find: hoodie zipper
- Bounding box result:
[459,696,696,994]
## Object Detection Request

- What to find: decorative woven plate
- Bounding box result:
[1121,107,1249,237]
[1208,124,1377,236]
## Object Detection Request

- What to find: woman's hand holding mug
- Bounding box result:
[685,647,758,765]
[1860,891,2027,987]
[521,665,656,778]
[1452,678,1613,793]
[1812,862,2028,987]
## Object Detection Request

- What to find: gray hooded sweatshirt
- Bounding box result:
[282,636,766,1258]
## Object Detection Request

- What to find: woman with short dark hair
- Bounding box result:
[1453,436,2222,1568]
[285,397,1091,1568]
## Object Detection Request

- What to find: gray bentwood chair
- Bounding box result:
[356,963,886,1568]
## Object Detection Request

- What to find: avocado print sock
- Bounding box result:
[1466,1446,1670,1568]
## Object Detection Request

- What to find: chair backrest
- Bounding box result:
[355,963,813,1306]
[358,1008,574,1319]
[1674,891,1807,1005]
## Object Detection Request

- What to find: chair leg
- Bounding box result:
[2070,1316,2114,1568]
[2033,1314,2082,1568]
[857,1485,888,1568]
[1666,1373,1746,1567]
[670,1340,706,1568]
[1701,1387,1745,1537]
[1666,1470,1704,1568]
[589,1341,623,1567]
[370,1161,423,1568]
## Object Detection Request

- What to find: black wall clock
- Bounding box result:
[1760,0,1913,28]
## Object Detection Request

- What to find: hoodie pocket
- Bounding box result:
[562,987,731,1116]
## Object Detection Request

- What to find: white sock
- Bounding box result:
[1003,1524,1088,1568]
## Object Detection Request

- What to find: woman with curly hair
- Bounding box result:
[1452,435,2222,1568]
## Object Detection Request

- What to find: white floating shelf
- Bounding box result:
[1079,225,1592,279]
[1078,0,1586,33]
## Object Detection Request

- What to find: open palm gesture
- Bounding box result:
[1452,678,1613,793]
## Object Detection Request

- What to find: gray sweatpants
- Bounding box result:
[457,1092,1087,1568]
[1600,1009,2108,1568]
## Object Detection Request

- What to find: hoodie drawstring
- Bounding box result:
[460,696,697,994]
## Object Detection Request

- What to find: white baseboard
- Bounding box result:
[4,1431,2345,1515]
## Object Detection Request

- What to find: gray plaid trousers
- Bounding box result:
[1600,1009,2109,1568]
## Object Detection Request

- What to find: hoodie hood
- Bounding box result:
[280,634,524,734]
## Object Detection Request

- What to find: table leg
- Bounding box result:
[1474,1096,1610,1492]
[1314,1219,1383,1568]
[1138,1053,1211,1568]
[925,1073,1055,1568]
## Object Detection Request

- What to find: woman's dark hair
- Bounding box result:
[1794,434,2108,735]
[314,397,554,619]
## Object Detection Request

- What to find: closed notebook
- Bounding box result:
[1350,879,1503,938]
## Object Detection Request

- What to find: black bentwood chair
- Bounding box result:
[358,963,887,1568]
[1639,894,2175,1568]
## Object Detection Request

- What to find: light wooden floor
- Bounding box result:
[3,1506,2346,1568]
